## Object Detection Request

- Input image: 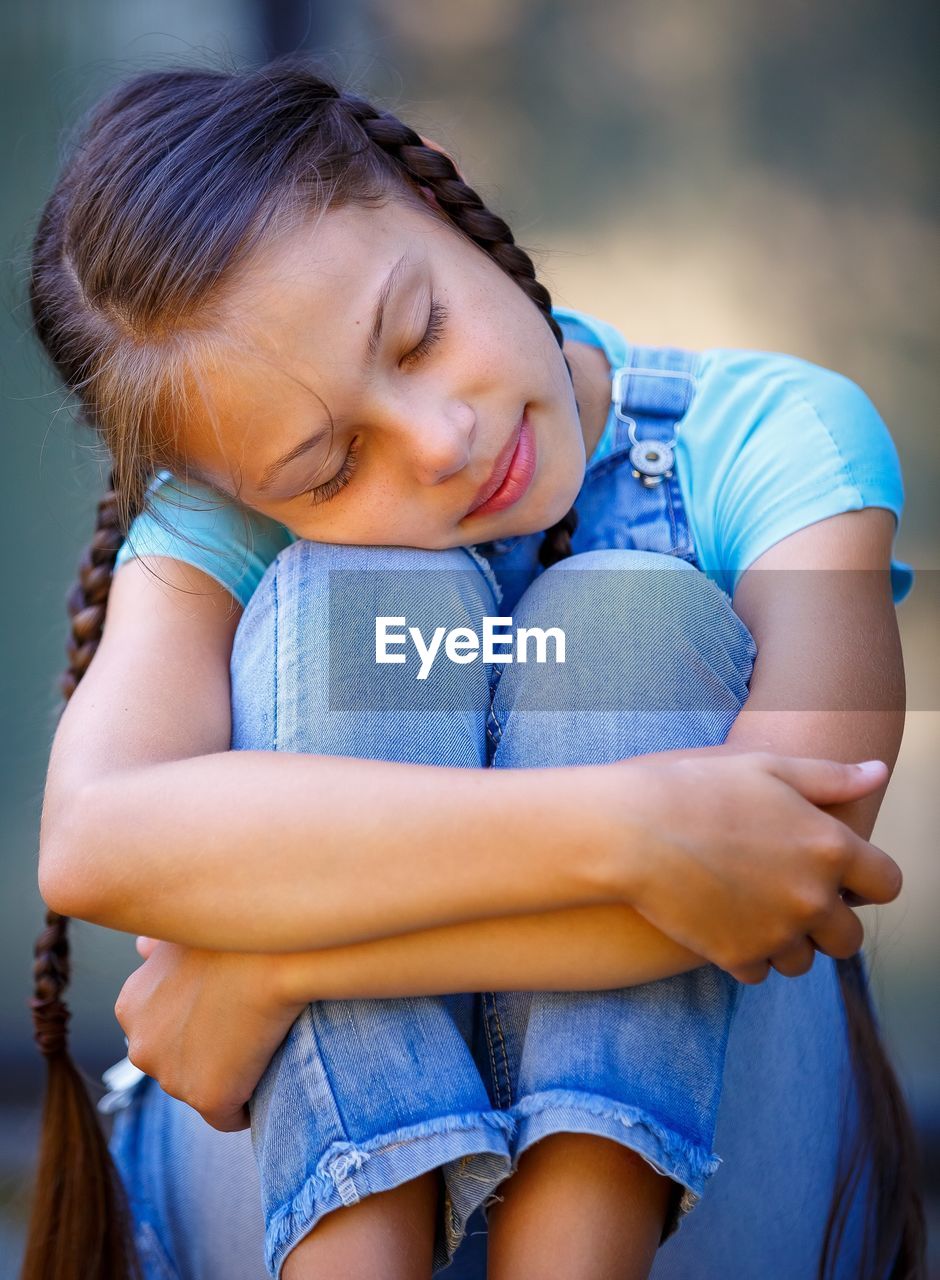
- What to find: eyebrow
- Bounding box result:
[367,251,410,367]
[257,252,411,494]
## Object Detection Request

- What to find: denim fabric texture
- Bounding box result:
[107,346,872,1279]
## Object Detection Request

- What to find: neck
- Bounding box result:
[564,337,612,460]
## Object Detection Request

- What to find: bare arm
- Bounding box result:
[725,508,905,842]
[39,556,632,952]
[266,906,701,1003]
[241,510,905,999]
[44,540,897,977]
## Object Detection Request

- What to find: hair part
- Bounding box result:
[24,52,921,1280]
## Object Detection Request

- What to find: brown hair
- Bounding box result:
[23,54,923,1280]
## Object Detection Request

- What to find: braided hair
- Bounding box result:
[24,56,577,1278]
[25,480,142,1278]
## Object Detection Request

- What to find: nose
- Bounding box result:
[402,401,476,486]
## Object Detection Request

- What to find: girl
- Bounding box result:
[24,56,924,1280]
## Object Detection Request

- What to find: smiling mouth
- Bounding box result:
[463,410,536,520]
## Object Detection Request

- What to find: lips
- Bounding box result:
[465,411,526,517]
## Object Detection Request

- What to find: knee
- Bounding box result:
[257,540,497,644]
[268,538,477,577]
[229,540,499,746]
[515,549,756,695]
[234,541,488,653]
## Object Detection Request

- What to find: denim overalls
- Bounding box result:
[106,344,871,1280]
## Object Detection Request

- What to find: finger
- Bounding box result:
[808,901,865,960]
[726,960,772,985]
[765,757,888,807]
[842,838,902,906]
[135,936,158,959]
[769,938,817,978]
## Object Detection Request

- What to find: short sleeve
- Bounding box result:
[114,470,295,608]
[679,350,913,603]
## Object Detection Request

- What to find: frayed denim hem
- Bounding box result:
[504,1087,721,1241]
[265,1106,516,1278]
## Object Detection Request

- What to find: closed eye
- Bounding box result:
[299,437,361,507]
[299,299,448,506]
[401,298,448,368]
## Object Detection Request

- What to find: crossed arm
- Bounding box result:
[40,506,902,981]
[239,506,905,998]
[218,510,908,988]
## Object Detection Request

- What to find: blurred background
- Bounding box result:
[1,0,937,1272]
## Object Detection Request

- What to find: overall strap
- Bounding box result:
[608,344,701,562]
[611,344,699,471]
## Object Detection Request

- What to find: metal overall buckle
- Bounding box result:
[610,365,697,489]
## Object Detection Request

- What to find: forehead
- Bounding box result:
[225,198,425,352]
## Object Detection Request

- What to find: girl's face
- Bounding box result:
[181,193,603,549]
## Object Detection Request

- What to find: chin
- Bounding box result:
[540,465,584,527]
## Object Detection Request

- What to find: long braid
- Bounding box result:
[344,94,578,569]
[61,480,128,697]
[23,473,143,1280]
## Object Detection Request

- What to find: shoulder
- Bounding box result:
[685,345,903,499]
[678,348,909,598]
[695,346,893,441]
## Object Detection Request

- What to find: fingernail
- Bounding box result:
[855,760,885,773]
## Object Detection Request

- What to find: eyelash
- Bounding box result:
[400,297,448,368]
[302,436,362,507]
[301,298,449,506]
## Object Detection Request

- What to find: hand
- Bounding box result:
[607,750,902,984]
[114,938,306,1131]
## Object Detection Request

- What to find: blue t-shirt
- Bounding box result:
[114,305,913,606]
